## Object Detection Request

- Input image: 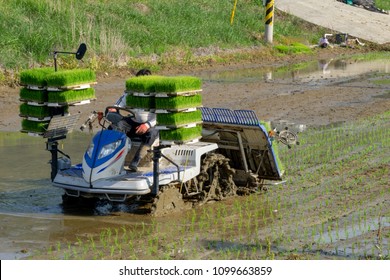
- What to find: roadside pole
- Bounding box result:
[265,0,274,44]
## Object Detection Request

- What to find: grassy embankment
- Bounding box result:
[376,0,390,10]
[1,0,332,83]
[33,109,389,260]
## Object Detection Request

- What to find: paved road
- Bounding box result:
[276,0,390,44]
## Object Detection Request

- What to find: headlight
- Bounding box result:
[98,139,122,159]
[86,143,94,158]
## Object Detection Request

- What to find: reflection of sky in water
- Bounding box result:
[199,58,390,83]
[0,131,147,217]
[0,132,91,188]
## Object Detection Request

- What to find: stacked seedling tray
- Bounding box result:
[125,75,203,144]
[19,68,96,136]
[45,69,96,106]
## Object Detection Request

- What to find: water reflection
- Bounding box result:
[200,58,389,84]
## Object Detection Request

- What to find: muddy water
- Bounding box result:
[0,132,155,259]
[1,57,389,259]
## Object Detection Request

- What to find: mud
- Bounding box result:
[0,48,389,259]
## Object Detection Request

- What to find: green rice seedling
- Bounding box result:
[19,88,48,102]
[19,67,54,86]
[47,88,95,103]
[155,94,202,110]
[21,119,49,133]
[274,43,312,54]
[156,110,202,126]
[45,69,96,87]
[159,125,202,141]
[19,103,50,119]
[126,94,155,109]
[126,75,201,93]
[126,75,164,93]
[155,76,202,92]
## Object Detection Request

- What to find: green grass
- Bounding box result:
[274,43,312,54]
[376,0,390,10]
[19,68,54,86]
[126,75,202,93]
[156,110,202,126]
[372,79,390,85]
[155,94,202,110]
[45,69,96,87]
[159,125,202,141]
[47,88,95,103]
[19,88,48,102]
[0,0,329,71]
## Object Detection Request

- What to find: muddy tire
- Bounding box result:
[195,153,237,203]
[150,184,189,216]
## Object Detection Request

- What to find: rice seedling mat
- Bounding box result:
[126,93,155,110]
[19,104,51,120]
[21,119,49,135]
[154,94,202,111]
[47,87,96,107]
[19,68,55,87]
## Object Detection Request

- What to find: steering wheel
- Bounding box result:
[104,106,135,118]
[101,106,136,130]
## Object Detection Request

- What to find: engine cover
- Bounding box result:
[82,130,130,183]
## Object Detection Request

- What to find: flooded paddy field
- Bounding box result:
[0,55,389,259]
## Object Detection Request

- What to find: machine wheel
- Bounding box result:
[149,184,189,216]
[195,153,237,203]
[278,129,299,148]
